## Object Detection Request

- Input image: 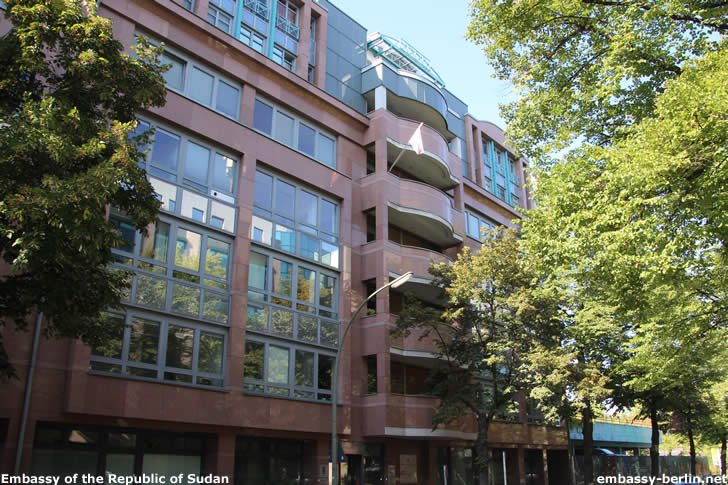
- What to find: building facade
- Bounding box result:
[0,1,568,484]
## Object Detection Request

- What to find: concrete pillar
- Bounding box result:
[240,84,256,127]
[296,2,311,79]
[374,86,387,111]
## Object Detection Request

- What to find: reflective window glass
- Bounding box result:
[189,66,214,106]
[184,142,210,182]
[253,100,273,135]
[268,346,289,384]
[166,325,194,369]
[175,228,202,272]
[151,129,180,171]
[216,81,239,118]
[298,124,315,157]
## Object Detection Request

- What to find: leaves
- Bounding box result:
[0,0,167,379]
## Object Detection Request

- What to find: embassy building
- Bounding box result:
[0,1,568,484]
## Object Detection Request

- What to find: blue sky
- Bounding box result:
[331,0,516,130]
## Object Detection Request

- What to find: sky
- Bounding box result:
[330,0,516,130]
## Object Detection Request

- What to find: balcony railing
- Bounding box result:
[276,15,299,39]
[244,0,269,20]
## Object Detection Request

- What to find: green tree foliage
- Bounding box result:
[467,0,727,164]
[395,229,561,485]
[0,0,167,378]
[519,36,728,483]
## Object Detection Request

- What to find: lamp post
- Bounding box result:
[331,271,413,485]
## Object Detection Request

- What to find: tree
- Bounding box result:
[395,228,562,485]
[0,0,168,379]
[467,0,727,164]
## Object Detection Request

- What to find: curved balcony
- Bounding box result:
[389,177,463,248]
[362,61,453,140]
[368,110,459,190]
[360,240,450,282]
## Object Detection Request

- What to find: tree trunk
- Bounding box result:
[721,435,726,477]
[687,413,696,476]
[583,402,594,485]
[650,403,659,477]
[476,414,491,485]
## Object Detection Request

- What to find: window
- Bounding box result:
[134,118,237,231]
[246,250,338,346]
[240,26,266,53]
[251,169,340,268]
[243,338,334,401]
[465,210,496,241]
[89,311,226,388]
[148,40,240,120]
[366,355,377,394]
[31,423,204,479]
[110,214,232,324]
[273,0,299,70]
[495,147,506,175]
[235,436,317,484]
[390,361,430,396]
[207,0,236,34]
[182,0,194,10]
[253,99,336,168]
[482,139,493,192]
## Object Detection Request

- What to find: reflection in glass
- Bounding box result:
[319,274,335,309]
[128,317,159,364]
[274,225,296,253]
[184,142,210,182]
[271,309,293,337]
[251,215,273,245]
[253,100,273,135]
[244,340,264,380]
[190,66,214,105]
[141,221,170,262]
[166,325,194,369]
[320,320,338,347]
[248,252,267,290]
[321,241,338,268]
[295,350,314,387]
[198,332,224,375]
[135,274,167,309]
[151,129,180,171]
[203,291,229,323]
[272,259,292,296]
[297,315,317,343]
[320,199,336,234]
[212,153,236,193]
[246,304,268,331]
[205,238,230,279]
[298,124,315,157]
[216,81,239,119]
[171,283,201,316]
[268,346,289,384]
[298,190,317,226]
[297,267,315,304]
[274,179,295,219]
[175,228,202,271]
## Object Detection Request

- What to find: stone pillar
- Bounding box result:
[296,2,311,79]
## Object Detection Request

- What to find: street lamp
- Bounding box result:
[331,271,414,485]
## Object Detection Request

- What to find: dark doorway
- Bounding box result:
[525,450,545,485]
[547,450,570,485]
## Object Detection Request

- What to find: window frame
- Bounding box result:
[243,336,335,402]
[250,168,340,268]
[252,98,337,169]
[135,117,239,201]
[110,213,233,325]
[89,310,227,389]
[465,209,497,242]
[142,36,242,121]
[246,248,339,347]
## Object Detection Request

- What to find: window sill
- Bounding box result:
[88,370,230,393]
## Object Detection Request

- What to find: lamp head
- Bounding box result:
[390,271,414,289]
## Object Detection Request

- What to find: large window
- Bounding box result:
[482,139,493,193]
[31,423,205,480]
[151,41,240,120]
[243,339,334,401]
[465,210,496,241]
[207,0,236,34]
[246,250,338,345]
[251,169,340,268]
[245,247,339,402]
[110,214,232,325]
[235,436,318,485]
[133,119,237,231]
[253,98,336,169]
[89,310,226,388]
[241,0,269,53]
